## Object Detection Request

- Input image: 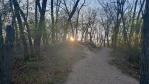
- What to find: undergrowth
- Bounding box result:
[110,47,140,80]
[12,42,86,84]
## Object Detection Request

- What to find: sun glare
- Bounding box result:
[70,36,75,42]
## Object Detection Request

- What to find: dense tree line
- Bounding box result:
[0,0,149,84]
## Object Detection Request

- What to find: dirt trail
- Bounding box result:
[65,47,139,84]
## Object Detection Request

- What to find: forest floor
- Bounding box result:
[12,42,86,84]
[12,42,139,84]
[65,47,139,84]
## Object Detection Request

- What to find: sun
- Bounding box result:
[70,36,75,42]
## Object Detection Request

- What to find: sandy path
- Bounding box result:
[65,47,139,84]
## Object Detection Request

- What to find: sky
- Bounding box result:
[86,0,100,8]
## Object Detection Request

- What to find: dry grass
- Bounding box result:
[109,48,139,80]
[12,42,86,84]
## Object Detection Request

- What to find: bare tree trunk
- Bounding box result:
[19,9,34,56]
[0,14,4,84]
[75,0,85,40]
[3,25,15,84]
[140,0,149,84]
[12,0,29,57]
[121,11,129,47]
[34,0,47,56]
[129,0,138,45]
[63,0,80,40]
[55,0,61,41]
[26,0,29,19]
[51,0,55,43]
[112,15,120,48]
